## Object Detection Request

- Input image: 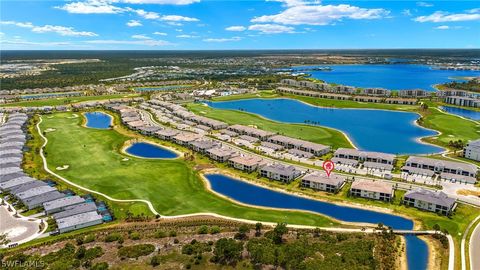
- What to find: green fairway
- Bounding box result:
[39,112,338,227]
[186,103,354,149]
[1,93,141,108]
[420,107,480,148]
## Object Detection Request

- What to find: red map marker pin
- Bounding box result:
[323,160,335,177]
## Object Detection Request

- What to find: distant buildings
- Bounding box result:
[403,188,456,215]
[464,139,480,162]
[350,179,394,201]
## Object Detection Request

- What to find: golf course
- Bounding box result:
[38,112,339,226]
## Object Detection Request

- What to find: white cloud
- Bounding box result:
[1,39,72,46]
[203,36,242,42]
[225,26,246,31]
[416,2,433,7]
[127,20,142,27]
[132,34,151,39]
[414,11,480,22]
[1,21,98,37]
[85,39,172,46]
[153,31,167,36]
[176,34,199,38]
[467,8,480,14]
[402,9,412,17]
[134,9,160,19]
[248,24,295,34]
[252,4,389,25]
[121,0,199,5]
[56,0,126,14]
[167,22,183,26]
[435,25,449,30]
[160,15,199,22]
[0,21,34,28]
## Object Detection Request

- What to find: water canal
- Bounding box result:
[293,64,480,91]
[205,173,428,270]
[206,98,444,155]
[84,112,112,129]
[125,142,178,159]
[440,106,480,121]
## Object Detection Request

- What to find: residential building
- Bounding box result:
[464,139,480,162]
[53,203,98,220]
[403,188,456,215]
[228,155,264,172]
[228,124,275,140]
[301,172,345,193]
[267,135,330,156]
[206,147,237,162]
[334,148,395,165]
[43,196,86,214]
[350,179,394,201]
[403,156,477,184]
[260,163,301,183]
[56,211,103,233]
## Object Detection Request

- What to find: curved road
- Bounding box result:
[470,219,480,270]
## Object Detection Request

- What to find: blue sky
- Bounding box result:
[0,0,479,50]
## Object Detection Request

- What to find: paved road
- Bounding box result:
[0,203,44,247]
[470,219,480,270]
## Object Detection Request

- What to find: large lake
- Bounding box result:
[293,64,480,91]
[84,112,112,129]
[206,98,444,154]
[205,173,428,270]
[440,106,480,121]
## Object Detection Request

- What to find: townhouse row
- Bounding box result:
[0,113,111,235]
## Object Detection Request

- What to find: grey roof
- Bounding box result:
[0,172,26,182]
[260,141,284,150]
[23,191,66,208]
[332,157,359,166]
[189,139,219,150]
[334,148,395,162]
[440,172,477,183]
[0,166,23,176]
[0,152,22,159]
[228,124,275,138]
[206,147,236,158]
[0,176,35,191]
[268,135,329,152]
[402,166,435,176]
[406,156,477,174]
[261,163,299,176]
[16,185,56,200]
[467,139,480,147]
[288,148,314,158]
[56,211,103,230]
[363,161,393,170]
[238,135,259,143]
[302,172,346,186]
[404,188,456,208]
[0,157,22,165]
[43,196,86,212]
[10,180,48,194]
[155,128,180,137]
[53,202,98,220]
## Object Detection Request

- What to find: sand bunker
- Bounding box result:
[67,114,79,119]
[122,158,129,161]
[44,128,56,133]
[56,165,69,170]
[5,227,28,238]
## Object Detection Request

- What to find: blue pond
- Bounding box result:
[84,112,112,129]
[440,106,480,121]
[205,173,428,270]
[206,98,444,155]
[125,142,178,159]
[294,64,480,91]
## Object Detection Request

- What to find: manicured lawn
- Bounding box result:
[186,103,353,149]
[39,112,338,227]
[420,107,480,148]
[1,93,141,108]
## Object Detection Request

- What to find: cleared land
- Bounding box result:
[39,112,337,227]
[0,93,141,108]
